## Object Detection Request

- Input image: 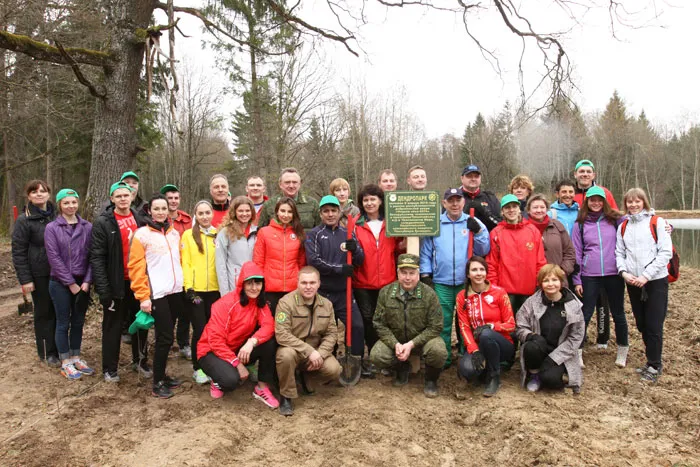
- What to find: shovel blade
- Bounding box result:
[17,301,33,316]
[338,352,361,387]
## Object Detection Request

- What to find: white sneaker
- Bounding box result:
[577,349,585,368]
[615,345,629,368]
[596,343,608,350]
[193,369,210,384]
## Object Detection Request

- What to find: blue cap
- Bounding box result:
[462,165,481,176]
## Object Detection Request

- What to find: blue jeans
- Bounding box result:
[49,280,88,360]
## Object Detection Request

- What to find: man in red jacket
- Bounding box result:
[160,184,192,236]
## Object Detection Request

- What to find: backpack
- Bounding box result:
[620,216,679,283]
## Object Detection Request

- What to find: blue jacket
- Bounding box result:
[305,223,364,292]
[419,212,490,286]
[548,201,579,235]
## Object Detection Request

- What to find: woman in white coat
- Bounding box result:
[215,196,257,296]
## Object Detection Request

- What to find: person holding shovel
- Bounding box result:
[370,254,447,398]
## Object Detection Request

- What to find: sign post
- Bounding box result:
[385,191,441,255]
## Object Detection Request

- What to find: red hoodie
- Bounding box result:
[486,221,546,295]
[456,283,515,354]
[196,262,274,363]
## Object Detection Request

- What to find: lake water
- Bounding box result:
[673,228,700,269]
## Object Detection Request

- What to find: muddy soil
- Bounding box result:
[0,245,698,466]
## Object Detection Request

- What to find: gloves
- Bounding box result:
[420,275,433,288]
[471,351,485,373]
[186,288,203,305]
[341,264,354,277]
[473,324,492,341]
[525,333,547,349]
[466,217,481,234]
[344,239,357,252]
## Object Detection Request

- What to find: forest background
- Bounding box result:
[1,0,699,233]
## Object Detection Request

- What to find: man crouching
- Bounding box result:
[275,266,342,416]
[370,254,447,397]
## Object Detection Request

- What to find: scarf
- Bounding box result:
[528,216,550,236]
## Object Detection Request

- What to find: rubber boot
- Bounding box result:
[393,361,410,387]
[423,366,441,398]
[279,397,294,416]
[295,370,315,396]
[361,358,375,379]
[483,374,501,397]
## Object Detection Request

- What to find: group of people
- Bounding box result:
[11,158,674,416]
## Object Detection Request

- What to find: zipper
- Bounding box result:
[452,221,456,286]
[282,225,287,291]
[403,296,409,342]
[163,227,177,293]
[596,217,604,275]
[306,302,315,339]
[205,233,210,292]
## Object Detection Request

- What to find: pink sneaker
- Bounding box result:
[253,385,279,409]
[210,383,224,399]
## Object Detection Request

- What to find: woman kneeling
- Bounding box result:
[456,256,515,397]
[196,262,279,408]
[516,264,585,394]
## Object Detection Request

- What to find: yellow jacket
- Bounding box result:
[181,227,219,292]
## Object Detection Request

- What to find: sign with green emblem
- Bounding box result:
[385,191,441,237]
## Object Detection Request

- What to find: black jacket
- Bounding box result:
[90,206,144,301]
[11,202,57,284]
[462,188,502,232]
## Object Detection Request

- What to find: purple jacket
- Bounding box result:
[571,212,621,285]
[45,215,93,286]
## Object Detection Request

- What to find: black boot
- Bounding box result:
[361,359,376,379]
[423,366,441,398]
[483,374,500,397]
[393,362,410,387]
[295,370,315,395]
[279,396,294,416]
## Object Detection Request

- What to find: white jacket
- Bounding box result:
[215,225,257,296]
[615,210,673,281]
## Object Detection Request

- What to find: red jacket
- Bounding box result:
[171,210,192,238]
[352,218,400,290]
[573,184,618,210]
[253,220,306,293]
[196,262,274,362]
[486,221,546,296]
[211,200,230,228]
[456,283,515,354]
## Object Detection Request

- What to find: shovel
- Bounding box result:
[18,292,33,316]
[339,213,361,387]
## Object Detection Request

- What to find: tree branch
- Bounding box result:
[0,30,113,68]
[54,40,107,99]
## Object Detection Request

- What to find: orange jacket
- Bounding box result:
[486,221,546,296]
[456,283,515,354]
[252,220,306,293]
[196,262,274,363]
[128,222,183,302]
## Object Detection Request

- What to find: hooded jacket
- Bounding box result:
[44,215,93,286]
[90,206,144,301]
[615,210,673,281]
[547,201,579,235]
[12,202,56,284]
[515,289,585,388]
[486,221,546,295]
[571,212,621,285]
[129,219,184,302]
[352,216,401,290]
[196,262,274,363]
[420,212,490,286]
[215,225,257,295]
[171,210,193,237]
[253,220,306,293]
[456,282,515,354]
[305,222,364,292]
[181,226,219,292]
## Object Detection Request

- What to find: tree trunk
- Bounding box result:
[83,1,155,219]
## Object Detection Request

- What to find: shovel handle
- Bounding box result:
[346,214,358,347]
[467,208,475,259]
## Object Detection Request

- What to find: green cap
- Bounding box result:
[397,253,420,269]
[55,188,79,203]
[500,194,519,208]
[244,275,264,281]
[575,159,594,171]
[110,181,134,196]
[319,195,340,208]
[585,186,606,199]
[128,310,154,334]
[119,171,140,182]
[160,184,179,194]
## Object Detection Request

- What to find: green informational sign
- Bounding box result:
[385,191,441,237]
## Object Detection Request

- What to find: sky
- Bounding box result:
[160,0,700,140]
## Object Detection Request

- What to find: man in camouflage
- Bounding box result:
[257,167,321,232]
[370,254,447,398]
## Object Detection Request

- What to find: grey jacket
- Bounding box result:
[615,210,673,281]
[215,226,257,296]
[516,289,585,388]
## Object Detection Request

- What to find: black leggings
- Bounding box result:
[522,338,567,389]
[627,277,668,370]
[199,339,276,391]
[266,291,288,318]
[152,293,186,383]
[190,291,220,371]
[354,288,380,352]
[30,276,57,360]
[173,291,191,348]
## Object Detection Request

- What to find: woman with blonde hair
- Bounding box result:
[216,196,257,296]
[329,178,360,226]
[509,174,535,213]
[615,188,673,383]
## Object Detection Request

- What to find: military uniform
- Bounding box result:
[275,291,341,399]
[258,193,321,233]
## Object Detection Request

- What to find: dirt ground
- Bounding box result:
[0,244,698,467]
